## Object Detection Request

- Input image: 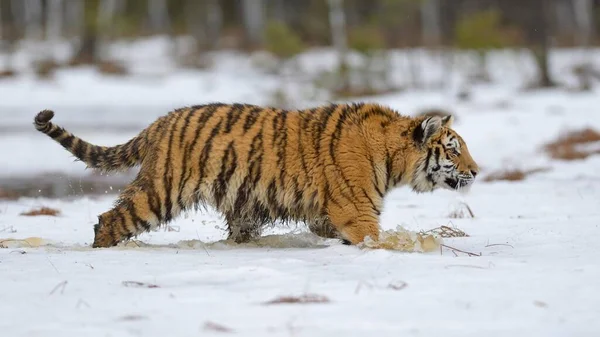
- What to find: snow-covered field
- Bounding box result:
[1,38,600,336]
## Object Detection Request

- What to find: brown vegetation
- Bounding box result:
[0,188,20,200]
[97,61,128,76]
[203,321,235,333]
[0,69,17,79]
[263,294,330,305]
[483,167,551,182]
[543,128,600,160]
[20,207,60,217]
[34,60,61,79]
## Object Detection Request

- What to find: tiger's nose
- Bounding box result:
[470,170,478,177]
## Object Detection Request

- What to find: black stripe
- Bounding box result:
[88,146,99,167]
[361,188,381,216]
[243,107,262,133]
[112,210,127,240]
[432,147,441,171]
[314,104,338,154]
[213,142,238,208]
[385,150,393,189]
[163,113,184,222]
[48,127,64,139]
[224,103,245,134]
[275,110,288,186]
[198,119,223,181]
[146,183,162,222]
[329,105,351,162]
[73,139,85,160]
[357,108,392,124]
[298,112,310,181]
[59,135,74,150]
[178,104,223,208]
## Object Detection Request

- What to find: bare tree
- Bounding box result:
[46,0,63,42]
[241,0,265,48]
[530,0,555,88]
[147,0,170,34]
[206,0,222,49]
[0,1,3,42]
[421,0,441,46]
[573,0,593,47]
[328,0,349,92]
[24,0,42,40]
[65,0,84,38]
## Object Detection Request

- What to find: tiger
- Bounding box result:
[33,102,479,248]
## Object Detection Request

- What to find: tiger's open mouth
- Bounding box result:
[444,176,473,190]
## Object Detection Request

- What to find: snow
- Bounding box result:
[2,180,599,336]
[1,37,600,336]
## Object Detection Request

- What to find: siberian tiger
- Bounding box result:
[33,102,478,248]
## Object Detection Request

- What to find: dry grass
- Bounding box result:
[20,207,60,217]
[483,167,550,182]
[447,202,475,219]
[421,224,469,238]
[543,128,600,160]
[263,293,330,305]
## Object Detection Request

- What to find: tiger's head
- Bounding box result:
[410,115,479,193]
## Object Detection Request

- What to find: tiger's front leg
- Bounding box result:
[325,196,382,245]
[306,217,352,245]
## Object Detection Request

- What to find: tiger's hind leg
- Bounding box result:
[92,176,182,248]
[224,212,265,244]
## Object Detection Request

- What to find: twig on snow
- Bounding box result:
[47,257,60,274]
[441,244,481,257]
[387,280,408,291]
[49,280,68,295]
[122,281,160,288]
[263,293,330,305]
[485,243,514,248]
[203,321,235,333]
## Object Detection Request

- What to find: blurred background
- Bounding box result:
[0,0,599,200]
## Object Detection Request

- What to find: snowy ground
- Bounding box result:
[1,39,600,336]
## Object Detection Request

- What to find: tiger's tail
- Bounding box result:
[33,109,148,172]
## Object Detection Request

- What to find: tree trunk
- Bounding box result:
[554,0,576,42]
[573,0,593,47]
[64,0,84,38]
[531,0,555,88]
[184,0,205,48]
[147,0,170,34]
[96,0,118,61]
[72,1,99,65]
[206,0,222,49]
[0,2,3,42]
[241,0,265,49]
[24,0,42,40]
[328,0,350,93]
[46,0,63,42]
[420,0,440,46]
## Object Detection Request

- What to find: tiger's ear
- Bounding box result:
[413,116,442,145]
[441,115,453,127]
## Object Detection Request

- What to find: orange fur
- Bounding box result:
[33,103,478,248]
